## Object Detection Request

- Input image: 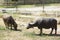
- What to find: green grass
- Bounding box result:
[42,3,60,6]
[0,27,60,40]
[18,5,35,8]
[0,5,5,8]
[17,28,60,40]
[0,3,60,8]
[23,31,36,38]
[0,26,5,30]
[16,3,60,8]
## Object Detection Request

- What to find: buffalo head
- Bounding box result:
[27,23,34,29]
[13,23,17,30]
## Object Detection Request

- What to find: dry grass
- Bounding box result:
[0,13,60,40]
[0,26,60,40]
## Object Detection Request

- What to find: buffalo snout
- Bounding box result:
[26,27,29,29]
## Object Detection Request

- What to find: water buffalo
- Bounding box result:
[27,18,57,35]
[2,14,17,30]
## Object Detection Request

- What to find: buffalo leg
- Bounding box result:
[50,28,53,34]
[55,27,57,34]
[40,28,42,35]
[4,23,8,29]
[4,23,7,28]
[14,26,17,30]
[11,25,12,30]
[7,24,9,29]
[10,24,12,30]
[5,23,9,29]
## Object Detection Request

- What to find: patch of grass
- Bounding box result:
[35,3,60,6]
[0,26,5,30]
[0,3,60,8]
[18,3,60,8]
[23,32,36,38]
[18,5,35,8]
[46,3,60,6]
[23,31,60,40]
[0,5,5,8]
[12,13,19,17]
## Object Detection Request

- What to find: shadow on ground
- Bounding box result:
[11,29,22,32]
[34,33,60,36]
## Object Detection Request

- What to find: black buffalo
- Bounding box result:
[27,18,57,35]
[2,14,17,30]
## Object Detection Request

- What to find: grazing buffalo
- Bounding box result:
[2,14,17,30]
[27,18,57,35]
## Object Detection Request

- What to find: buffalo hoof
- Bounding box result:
[55,33,57,35]
[39,33,43,36]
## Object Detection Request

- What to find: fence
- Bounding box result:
[0,6,60,17]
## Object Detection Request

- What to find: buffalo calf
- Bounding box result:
[2,14,17,30]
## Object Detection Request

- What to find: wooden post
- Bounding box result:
[42,0,45,12]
